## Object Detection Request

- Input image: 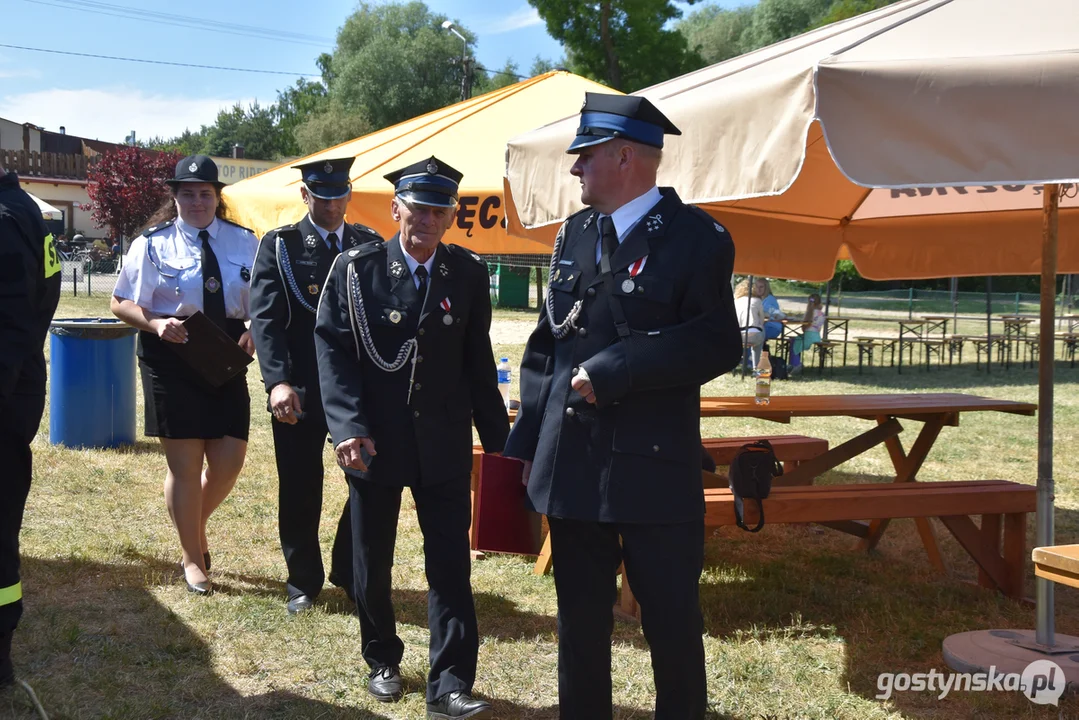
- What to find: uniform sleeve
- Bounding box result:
[0,210,41,402]
[314,256,370,444]
[249,232,292,392]
[463,262,509,453]
[112,234,152,305]
[581,222,742,407]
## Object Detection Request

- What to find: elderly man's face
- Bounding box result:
[570,142,624,211]
[391,197,455,256]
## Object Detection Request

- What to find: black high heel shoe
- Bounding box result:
[180,560,213,596]
[203,552,211,572]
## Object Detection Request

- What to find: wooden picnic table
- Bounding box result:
[698,393,1037,566]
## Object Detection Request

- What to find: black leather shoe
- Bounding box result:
[367,665,403,702]
[287,594,314,615]
[203,551,211,572]
[426,691,492,719]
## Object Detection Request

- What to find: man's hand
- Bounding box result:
[336,436,377,472]
[520,459,533,487]
[238,330,255,356]
[270,383,302,425]
[571,369,596,404]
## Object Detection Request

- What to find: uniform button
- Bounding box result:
[637,286,645,293]
[578,327,588,338]
[417,355,424,363]
[414,410,421,418]
[572,366,579,375]
[418,328,425,336]
[565,407,575,417]
[653,445,660,452]
[586,287,596,297]
[414,383,421,391]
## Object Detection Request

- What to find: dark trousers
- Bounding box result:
[0,395,45,634]
[547,516,707,720]
[272,412,353,600]
[349,475,478,703]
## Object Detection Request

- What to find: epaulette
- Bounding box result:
[686,206,730,237]
[447,243,485,266]
[351,222,382,238]
[220,217,256,235]
[143,220,174,236]
[345,239,386,260]
[270,223,299,235]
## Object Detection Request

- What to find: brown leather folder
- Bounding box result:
[168,311,253,387]
[474,454,542,555]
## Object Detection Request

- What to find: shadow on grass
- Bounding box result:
[11,556,395,720]
[695,470,1079,718]
[486,701,747,719]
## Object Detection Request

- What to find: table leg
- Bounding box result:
[859,415,947,570]
[898,327,904,374]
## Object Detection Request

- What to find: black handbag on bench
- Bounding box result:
[728,440,783,532]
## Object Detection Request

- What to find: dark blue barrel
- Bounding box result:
[49,319,137,448]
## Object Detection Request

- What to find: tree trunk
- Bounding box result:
[599,2,622,90]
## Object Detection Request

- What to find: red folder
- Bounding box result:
[474,454,542,555]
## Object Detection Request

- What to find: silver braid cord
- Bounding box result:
[277,237,318,314]
[347,261,416,371]
[545,221,582,339]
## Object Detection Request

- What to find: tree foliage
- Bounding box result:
[678,5,755,65]
[87,147,181,239]
[528,0,702,92]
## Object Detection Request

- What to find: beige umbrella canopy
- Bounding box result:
[505,0,1079,682]
[504,0,1079,282]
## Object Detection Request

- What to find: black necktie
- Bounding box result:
[199,229,227,330]
[327,231,340,254]
[599,216,618,272]
[415,265,429,298]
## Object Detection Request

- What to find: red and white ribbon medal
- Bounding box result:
[622,256,647,293]
[440,297,453,325]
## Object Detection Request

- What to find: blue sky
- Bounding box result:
[0,0,747,144]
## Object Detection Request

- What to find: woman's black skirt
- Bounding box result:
[137,319,250,441]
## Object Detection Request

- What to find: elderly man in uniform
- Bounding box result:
[250,157,382,614]
[0,160,61,696]
[503,93,742,720]
[315,156,507,719]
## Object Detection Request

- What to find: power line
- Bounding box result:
[18,0,334,47]
[474,63,530,81]
[0,43,318,77]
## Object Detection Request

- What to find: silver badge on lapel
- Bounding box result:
[304,234,319,248]
[645,213,663,232]
[390,260,404,278]
[388,310,402,324]
[442,314,453,326]
[438,262,450,278]
[553,268,561,282]
[621,279,635,293]
[349,248,360,258]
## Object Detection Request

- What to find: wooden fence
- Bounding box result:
[0,149,97,179]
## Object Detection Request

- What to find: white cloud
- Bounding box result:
[0,87,251,143]
[485,6,543,34]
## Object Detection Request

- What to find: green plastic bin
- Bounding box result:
[493,264,531,308]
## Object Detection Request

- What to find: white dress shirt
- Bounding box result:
[310,217,345,251]
[399,236,436,290]
[113,215,258,319]
[594,185,663,263]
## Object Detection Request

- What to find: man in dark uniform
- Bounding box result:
[503,93,742,720]
[315,156,507,719]
[250,157,383,615]
[0,160,61,691]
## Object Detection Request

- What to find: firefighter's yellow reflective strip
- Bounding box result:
[0,581,21,606]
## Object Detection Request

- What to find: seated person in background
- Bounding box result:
[756,278,784,339]
[790,293,825,369]
[734,278,765,368]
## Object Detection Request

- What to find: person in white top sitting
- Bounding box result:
[734,278,766,367]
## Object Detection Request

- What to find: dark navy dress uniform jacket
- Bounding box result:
[503,188,742,525]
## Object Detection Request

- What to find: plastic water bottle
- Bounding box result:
[497,357,512,409]
[754,351,772,406]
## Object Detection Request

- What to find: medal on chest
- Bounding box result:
[440,297,453,325]
[621,256,647,293]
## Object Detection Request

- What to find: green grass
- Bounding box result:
[4,294,1078,718]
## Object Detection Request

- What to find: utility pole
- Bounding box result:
[442,20,471,101]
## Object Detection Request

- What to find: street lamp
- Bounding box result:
[441,20,472,101]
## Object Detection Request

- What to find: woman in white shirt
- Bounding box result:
[734,278,766,368]
[111,155,257,595]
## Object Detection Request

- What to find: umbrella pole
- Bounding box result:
[985,278,992,374]
[1036,183,1059,646]
[742,275,754,378]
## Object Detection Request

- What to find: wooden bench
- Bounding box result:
[614,479,1035,618]
[1033,544,1079,589]
[701,435,828,478]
